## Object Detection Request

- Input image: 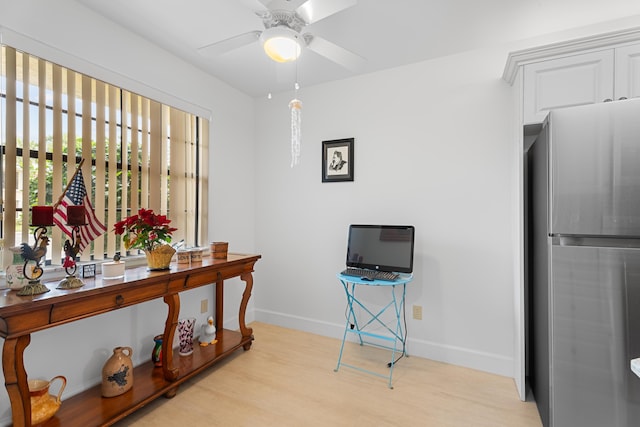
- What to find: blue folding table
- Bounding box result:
[334,272,413,388]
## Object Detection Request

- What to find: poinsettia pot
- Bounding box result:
[144,245,176,270]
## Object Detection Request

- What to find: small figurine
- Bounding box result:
[62,238,81,268]
[11,237,49,267]
[199,316,217,346]
[10,235,50,280]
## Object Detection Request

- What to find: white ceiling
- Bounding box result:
[76,0,640,98]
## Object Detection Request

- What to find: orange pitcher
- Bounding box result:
[28,375,66,425]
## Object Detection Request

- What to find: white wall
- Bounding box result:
[0,0,256,424]
[253,46,519,375]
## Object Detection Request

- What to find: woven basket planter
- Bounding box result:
[144,245,176,270]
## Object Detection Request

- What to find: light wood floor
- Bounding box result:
[117,322,542,426]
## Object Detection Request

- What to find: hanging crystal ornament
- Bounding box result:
[289,61,302,167]
[289,97,302,167]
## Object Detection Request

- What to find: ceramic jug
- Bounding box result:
[101,346,134,397]
[28,375,66,425]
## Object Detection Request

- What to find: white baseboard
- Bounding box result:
[253,308,514,378]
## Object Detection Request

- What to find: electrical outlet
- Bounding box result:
[200,299,208,313]
[412,305,422,320]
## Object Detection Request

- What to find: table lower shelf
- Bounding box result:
[43,329,252,427]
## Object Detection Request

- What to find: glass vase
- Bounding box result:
[152,334,163,367]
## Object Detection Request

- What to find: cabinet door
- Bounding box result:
[523,50,614,124]
[615,43,640,100]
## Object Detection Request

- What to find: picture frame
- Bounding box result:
[81,263,96,278]
[322,138,354,182]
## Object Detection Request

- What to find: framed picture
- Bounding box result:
[322,138,354,182]
[81,263,96,278]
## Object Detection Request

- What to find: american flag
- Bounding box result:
[53,168,107,252]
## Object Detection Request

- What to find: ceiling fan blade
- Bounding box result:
[198,31,261,57]
[236,0,270,12]
[305,35,365,72]
[296,0,357,24]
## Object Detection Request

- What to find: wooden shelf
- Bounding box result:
[46,329,251,427]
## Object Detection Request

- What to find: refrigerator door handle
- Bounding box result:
[551,234,640,248]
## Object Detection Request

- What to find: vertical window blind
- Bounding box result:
[0,45,209,269]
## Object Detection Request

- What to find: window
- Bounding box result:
[0,45,209,268]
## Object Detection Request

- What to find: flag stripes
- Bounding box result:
[53,168,106,252]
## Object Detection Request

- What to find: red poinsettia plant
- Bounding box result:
[113,208,177,252]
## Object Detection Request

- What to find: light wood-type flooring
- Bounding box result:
[116,322,542,426]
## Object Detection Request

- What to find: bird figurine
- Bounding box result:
[10,236,49,279]
[199,316,217,347]
[62,238,81,269]
[10,238,49,264]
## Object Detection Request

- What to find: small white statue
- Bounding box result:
[199,316,217,346]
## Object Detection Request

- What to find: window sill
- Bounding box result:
[0,254,149,289]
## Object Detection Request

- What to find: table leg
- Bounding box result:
[334,309,351,372]
[2,334,31,427]
[386,286,401,388]
[335,280,357,372]
[162,294,180,383]
[398,284,408,356]
[239,272,254,350]
[215,272,223,333]
[347,283,365,345]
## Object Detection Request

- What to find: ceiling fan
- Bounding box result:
[197,0,366,72]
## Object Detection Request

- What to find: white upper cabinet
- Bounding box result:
[615,43,640,100]
[523,50,614,124]
[504,28,640,125]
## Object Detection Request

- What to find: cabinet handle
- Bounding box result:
[604,98,613,102]
[115,295,124,306]
[619,97,628,100]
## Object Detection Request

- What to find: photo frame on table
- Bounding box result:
[322,138,354,182]
[81,263,96,278]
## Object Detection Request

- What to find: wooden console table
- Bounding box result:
[0,253,261,426]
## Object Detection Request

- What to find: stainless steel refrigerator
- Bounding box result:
[527,99,640,427]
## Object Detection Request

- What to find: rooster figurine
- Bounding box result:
[12,237,49,263]
[57,231,86,290]
[63,238,81,270]
[10,234,49,280]
[199,316,217,347]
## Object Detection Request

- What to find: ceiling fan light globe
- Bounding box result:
[264,37,301,62]
[260,26,302,63]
